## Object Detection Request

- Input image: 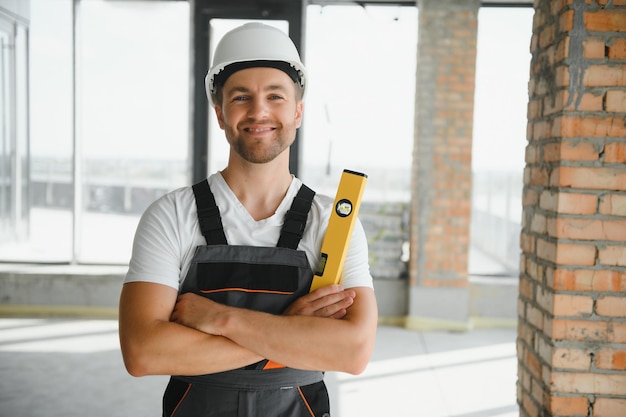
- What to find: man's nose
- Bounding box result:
[247,98,269,119]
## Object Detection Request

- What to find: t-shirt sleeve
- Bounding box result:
[339,219,374,289]
[124,194,183,291]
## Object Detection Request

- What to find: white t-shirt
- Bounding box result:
[125,172,373,291]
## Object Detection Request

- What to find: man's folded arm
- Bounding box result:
[118,281,263,377]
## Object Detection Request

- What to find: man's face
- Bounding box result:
[215,67,303,165]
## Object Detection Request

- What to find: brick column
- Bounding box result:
[407,0,479,329]
[518,1,626,416]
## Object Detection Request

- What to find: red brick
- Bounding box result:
[521,392,539,417]
[583,37,606,59]
[596,348,626,371]
[551,372,626,395]
[604,142,626,163]
[590,270,626,292]
[531,212,547,234]
[543,140,601,162]
[524,344,541,379]
[553,294,593,317]
[555,242,596,266]
[556,66,570,88]
[553,38,570,65]
[599,194,626,216]
[526,144,540,164]
[550,0,570,17]
[549,395,589,415]
[584,64,626,87]
[550,218,626,241]
[532,119,552,140]
[552,319,626,343]
[552,269,626,292]
[554,115,626,138]
[596,296,626,317]
[528,98,542,119]
[597,0,626,6]
[529,166,550,187]
[537,238,557,263]
[558,192,597,214]
[530,378,544,404]
[552,347,592,370]
[520,232,536,255]
[527,304,545,331]
[539,191,558,211]
[608,38,626,59]
[564,91,604,112]
[605,90,626,112]
[594,398,626,417]
[539,23,556,49]
[599,245,626,267]
[560,9,574,33]
[553,167,626,191]
[537,287,554,313]
[584,10,626,32]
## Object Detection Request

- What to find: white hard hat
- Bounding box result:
[205,22,307,106]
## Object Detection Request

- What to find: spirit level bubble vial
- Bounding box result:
[310,169,368,292]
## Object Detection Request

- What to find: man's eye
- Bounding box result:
[232,96,249,102]
[269,94,284,100]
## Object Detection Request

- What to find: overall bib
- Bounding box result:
[162,179,331,417]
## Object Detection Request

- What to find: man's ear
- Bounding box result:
[295,101,304,129]
[214,105,225,129]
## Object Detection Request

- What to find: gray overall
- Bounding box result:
[162,179,331,417]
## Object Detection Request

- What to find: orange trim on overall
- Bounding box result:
[199,287,294,295]
[263,360,286,370]
[169,383,192,417]
[297,386,316,417]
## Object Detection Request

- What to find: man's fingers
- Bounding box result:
[284,286,356,318]
[307,284,344,300]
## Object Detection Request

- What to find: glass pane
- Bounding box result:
[0,23,12,244]
[0,0,74,262]
[473,7,532,173]
[471,7,533,274]
[78,0,190,263]
[302,5,417,200]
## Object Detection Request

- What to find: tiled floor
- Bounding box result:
[0,318,518,417]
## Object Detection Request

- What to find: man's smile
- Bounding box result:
[244,126,275,133]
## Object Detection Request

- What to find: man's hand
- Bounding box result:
[283,284,356,319]
[171,292,227,335]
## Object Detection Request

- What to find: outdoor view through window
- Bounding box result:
[0,1,532,270]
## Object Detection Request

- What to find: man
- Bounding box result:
[119,22,378,417]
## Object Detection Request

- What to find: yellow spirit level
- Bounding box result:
[263,169,368,370]
[310,169,368,292]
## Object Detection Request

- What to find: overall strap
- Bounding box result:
[277,184,316,250]
[192,179,228,245]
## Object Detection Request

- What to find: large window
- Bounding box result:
[302,5,417,200]
[0,0,190,264]
[77,1,190,263]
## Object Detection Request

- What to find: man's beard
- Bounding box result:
[228,129,295,164]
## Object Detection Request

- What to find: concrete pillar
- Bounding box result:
[518,1,626,416]
[407,0,480,330]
